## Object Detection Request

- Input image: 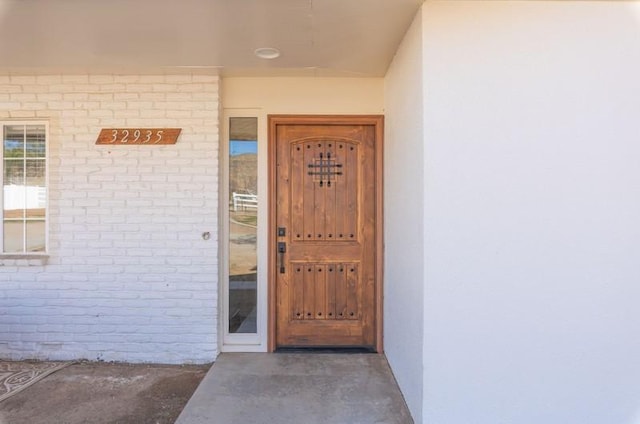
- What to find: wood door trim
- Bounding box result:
[267,115,384,352]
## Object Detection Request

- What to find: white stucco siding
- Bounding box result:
[383,10,425,424]
[422,2,640,423]
[0,74,219,363]
[221,77,384,114]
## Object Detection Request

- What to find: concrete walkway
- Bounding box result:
[175,352,413,424]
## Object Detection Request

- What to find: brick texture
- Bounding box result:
[0,74,219,363]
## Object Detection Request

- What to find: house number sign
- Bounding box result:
[96,128,181,145]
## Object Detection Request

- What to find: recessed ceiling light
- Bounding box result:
[254,47,281,60]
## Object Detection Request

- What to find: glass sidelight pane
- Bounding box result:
[228,117,258,334]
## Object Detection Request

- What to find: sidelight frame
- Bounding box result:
[220,109,268,352]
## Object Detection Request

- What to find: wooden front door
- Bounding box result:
[269,115,383,351]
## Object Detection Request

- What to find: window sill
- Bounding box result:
[0,254,49,266]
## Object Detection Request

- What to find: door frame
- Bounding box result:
[267,115,384,352]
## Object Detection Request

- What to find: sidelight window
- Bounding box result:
[227,117,258,334]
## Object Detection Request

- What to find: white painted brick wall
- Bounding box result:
[0,74,219,363]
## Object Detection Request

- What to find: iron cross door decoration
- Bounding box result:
[307,151,343,187]
[95,128,181,145]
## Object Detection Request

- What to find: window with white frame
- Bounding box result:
[1,123,47,253]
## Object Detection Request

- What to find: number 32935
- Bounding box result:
[96,128,181,145]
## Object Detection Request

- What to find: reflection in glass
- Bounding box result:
[26,125,46,158]
[4,159,24,185]
[3,221,23,253]
[26,221,45,252]
[3,124,46,253]
[26,160,45,185]
[228,117,258,334]
[4,125,24,157]
[4,160,25,210]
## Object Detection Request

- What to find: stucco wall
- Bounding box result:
[422,2,640,423]
[383,10,425,423]
[222,77,384,114]
[0,74,219,363]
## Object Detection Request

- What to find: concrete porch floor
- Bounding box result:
[175,352,413,424]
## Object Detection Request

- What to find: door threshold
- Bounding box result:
[275,346,376,354]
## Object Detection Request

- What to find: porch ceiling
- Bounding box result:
[0,0,422,77]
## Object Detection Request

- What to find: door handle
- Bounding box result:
[278,242,286,274]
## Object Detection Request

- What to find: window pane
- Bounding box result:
[4,161,25,212]
[26,220,45,252]
[228,117,258,334]
[26,146,46,219]
[3,220,23,252]
[4,159,24,186]
[26,179,46,219]
[26,159,45,186]
[4,125,24,158]
[25,125,46,158]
